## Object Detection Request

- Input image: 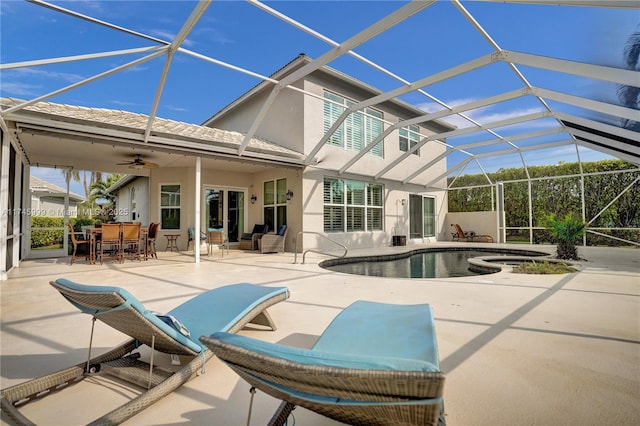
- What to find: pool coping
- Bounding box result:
[319,246,551,278]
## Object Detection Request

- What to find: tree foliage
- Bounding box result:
[448,160,639,246]
[543,214,586,260]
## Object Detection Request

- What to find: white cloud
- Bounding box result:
[417,97,551,131]
[0,82,42,97]
[9,67,83,83]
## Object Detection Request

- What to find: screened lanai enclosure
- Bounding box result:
[1,0,638,278]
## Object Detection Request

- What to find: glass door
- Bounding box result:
[205,188,245,243]
[409,194,436,239]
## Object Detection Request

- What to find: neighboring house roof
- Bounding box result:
[1,98,306,165]
[106,175,145,194]
[30,176,85,202]
[202,53,455,134]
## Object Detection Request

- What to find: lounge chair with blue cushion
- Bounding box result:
[201,300,446,426]
[0,279,289,426]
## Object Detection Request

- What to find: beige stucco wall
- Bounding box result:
[148,166,302,252]
[31,196,78,217]
[113,178,149,224]
[302,168,447,252]
[302,75,448,185]
[205,68,452,252]
[206,82,305,154]
[445,211,499,243]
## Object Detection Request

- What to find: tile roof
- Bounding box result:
[1,98,305,163]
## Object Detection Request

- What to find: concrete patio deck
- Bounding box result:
[1,243,638,426]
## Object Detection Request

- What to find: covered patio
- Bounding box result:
[1,243,638,425]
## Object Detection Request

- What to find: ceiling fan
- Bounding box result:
[117,154,159,169]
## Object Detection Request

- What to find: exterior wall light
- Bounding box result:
[251,194,257,204]
[286,189,294,201]
[401,199,406,206]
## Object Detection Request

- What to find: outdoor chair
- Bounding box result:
[187,227,207,252]
[121,222,142,261]
[0,279,289,426]
[452,223,494,243]
[238,224,268,250]
[67,222,90,265]
[260,225,287,254]
[207,229,229,257]
[99,223,122,264]
[146,222,159,259]
[201,300,445,426]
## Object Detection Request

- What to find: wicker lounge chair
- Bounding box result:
[0,279,289,426]
[451,223,494,243]
[201,300,446,426]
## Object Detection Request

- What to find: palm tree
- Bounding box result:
[82,171,102,200]
[617,27,640,131]
[89,174,123,207]
[543,214,586,260]
[89,174,123,222]
[62,168,80,192]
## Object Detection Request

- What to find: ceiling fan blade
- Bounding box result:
[116,161,134,165]
[143,162,159,169]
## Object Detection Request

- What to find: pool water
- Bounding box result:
[322,249,546,279]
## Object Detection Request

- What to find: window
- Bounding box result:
[263,178,287,232]
[160,184,180,229]
[324,91,383,157]
[324,177,384,232]
[399,124,420,155]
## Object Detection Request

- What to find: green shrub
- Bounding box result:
[543,214,586,260]
[513,261,576,274]
[30,216,64,248]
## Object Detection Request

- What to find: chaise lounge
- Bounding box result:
[0,279,289,426]
[451,223,494,243]
[201,300,446,426]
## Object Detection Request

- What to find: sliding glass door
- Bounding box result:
[205,188,245,243]
[409,194,435,239]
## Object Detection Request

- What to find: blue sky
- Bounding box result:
[1,1,638,195]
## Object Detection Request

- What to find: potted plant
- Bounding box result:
[543,213,586,260]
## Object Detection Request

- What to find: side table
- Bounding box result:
[165,233,180,252]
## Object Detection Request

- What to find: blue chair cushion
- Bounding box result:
[276,225,287,236]
[54,279,288,354]
[209,331,439,372]
[311,301,440,368]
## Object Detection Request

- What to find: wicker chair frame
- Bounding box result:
[201,333,445,426]
[1,281,289,426]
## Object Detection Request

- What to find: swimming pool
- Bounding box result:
[320,248,548,279]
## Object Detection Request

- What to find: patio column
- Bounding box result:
[194,157,201,264]
[0,130,10,280]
